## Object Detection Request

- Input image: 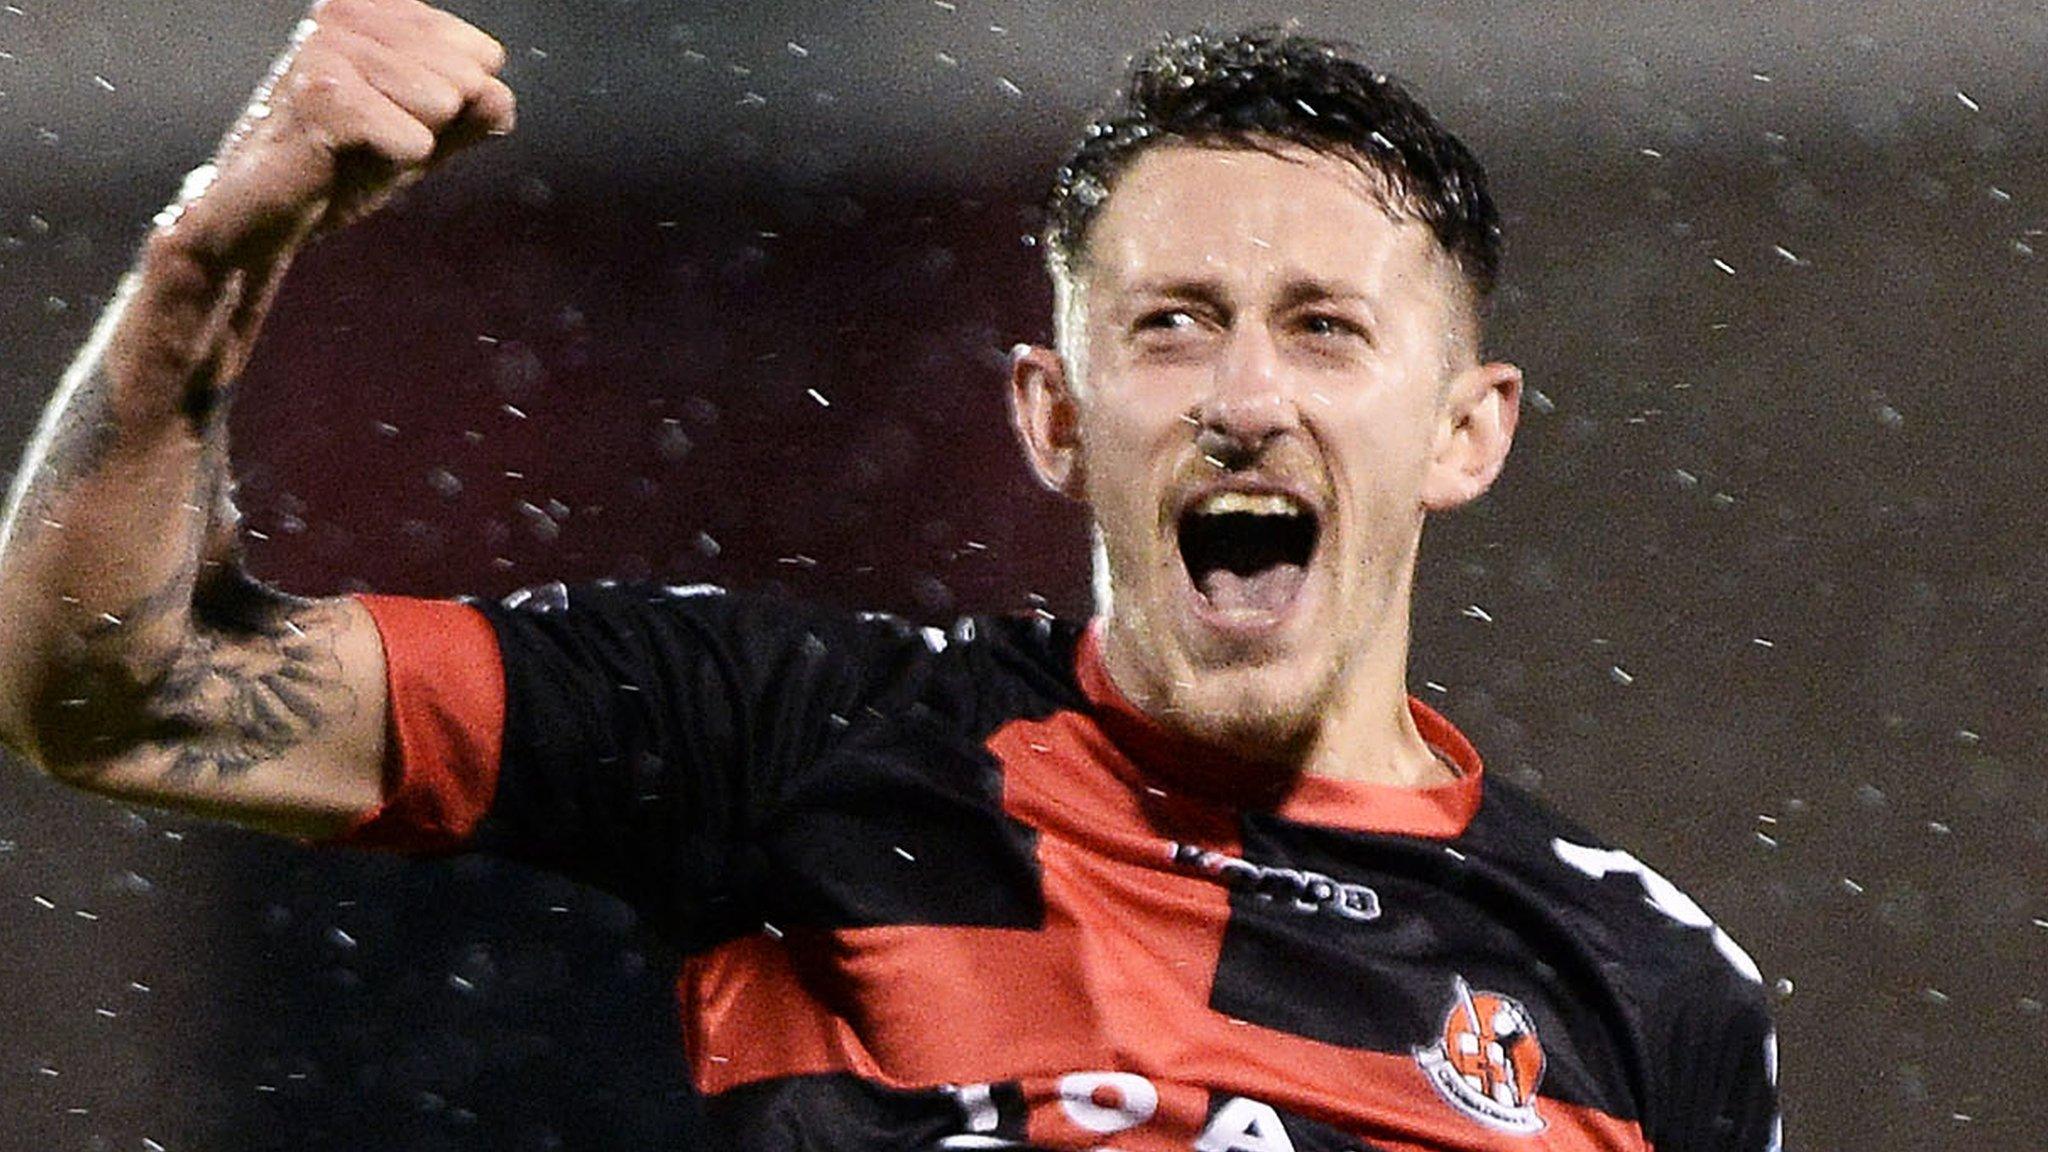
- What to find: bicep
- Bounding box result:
[80,593,390,839]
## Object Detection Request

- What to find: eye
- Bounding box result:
[1136,308,1199,332]
[1298,312,1365,340]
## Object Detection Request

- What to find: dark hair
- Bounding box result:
[1044,29,1501,304]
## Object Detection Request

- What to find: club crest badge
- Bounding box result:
[1414,976,1547,1134]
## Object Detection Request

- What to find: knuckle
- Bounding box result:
[425,87,465,125]
[476,34,508,72]
[392,121,437,163]
[312,0,370,30]
[286,65,348,104]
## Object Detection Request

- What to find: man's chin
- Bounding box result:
[1157,677,1319,767]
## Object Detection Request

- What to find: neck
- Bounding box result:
[1296,643,1451,787]
[1094,595,1451,792]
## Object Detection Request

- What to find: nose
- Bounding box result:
[1192,328,1299,467]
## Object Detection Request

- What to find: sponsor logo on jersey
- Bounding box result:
[1167,842,1381,922]
[1414,976,1547,1134]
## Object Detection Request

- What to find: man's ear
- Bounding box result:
[1421,360,1522,512]
[1008,344,1085,498]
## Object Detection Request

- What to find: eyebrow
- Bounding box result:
[1121,278,1230,309]
[1273,278,1376,311]
[1120,276,1375,311]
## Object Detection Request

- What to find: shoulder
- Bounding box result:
[1468,780,1766,1005]
[477,580,1086,712]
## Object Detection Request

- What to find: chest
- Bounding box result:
[692,705,1655,1149]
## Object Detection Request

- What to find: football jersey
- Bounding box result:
[338,583,1781,1152]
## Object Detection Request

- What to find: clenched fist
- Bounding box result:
[157,0,515,267]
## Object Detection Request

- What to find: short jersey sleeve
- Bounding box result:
[340,583,940,950]
[1646,966,1783,1152]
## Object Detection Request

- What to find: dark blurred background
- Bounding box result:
[1,2,2042,1149]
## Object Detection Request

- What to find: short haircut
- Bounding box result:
[1043,29,1502,307]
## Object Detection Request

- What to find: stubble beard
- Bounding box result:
[1157,647,1346,770]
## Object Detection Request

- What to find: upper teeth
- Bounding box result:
[1196,491,1306,518]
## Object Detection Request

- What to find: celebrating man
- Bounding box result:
[0,1,1779,1148]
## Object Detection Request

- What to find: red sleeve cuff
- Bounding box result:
[328,595,506,853]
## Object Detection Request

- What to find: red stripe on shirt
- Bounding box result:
[330,595,505,853]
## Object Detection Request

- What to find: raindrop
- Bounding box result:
[426,468,463,499]
[493,341,545,399]
[517,502,561,543]
[657,419,693,463]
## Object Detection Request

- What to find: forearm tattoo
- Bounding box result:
[67,573,356,782]
[8,269,348,784]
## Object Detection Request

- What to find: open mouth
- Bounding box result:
[1177,491,1320,618]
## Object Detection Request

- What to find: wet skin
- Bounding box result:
[1010,143,1522,786]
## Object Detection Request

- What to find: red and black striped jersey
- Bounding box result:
[337,584,1781,1152]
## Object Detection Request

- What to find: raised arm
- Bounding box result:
[0,0,514,838]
